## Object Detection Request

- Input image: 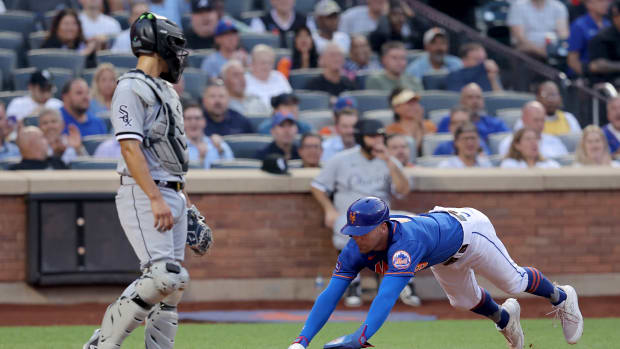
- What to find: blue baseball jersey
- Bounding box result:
[333,212,464,281]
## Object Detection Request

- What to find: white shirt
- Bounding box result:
[513,111,581,133]
[110,28,131,53]
[312,31,351,54]
[500,158,561,168]
[507,0,568,47]
[321,135,347,163]
[244,71,293,107]
[79,12,122,40]
[438,155,493,168]
[250,9,298,33]
[338,6,379,35]
[498,133,568,159]
[6,95,63,120]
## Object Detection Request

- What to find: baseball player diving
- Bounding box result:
[83,12,212,349]
[287,197,583,349]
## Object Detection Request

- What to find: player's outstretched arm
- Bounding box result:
[323,276,410,349]
[288,277,351,348]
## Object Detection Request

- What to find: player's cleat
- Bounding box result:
[82,328,100,349]
[344,282,362,307]
[399,283,422,307]
[497,298,524,349]
[549,285,583,344]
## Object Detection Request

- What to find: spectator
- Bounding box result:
[304,43,356,98]
[507,0,570,59]
[184,102,234,168]
[438,122,493,168]
[445,43,502,92]
[201,20,247,79]
[343,35,382,81]
[41,8,98,68]
[500,128,561,168]
[603,96,620,155]
[148,0,184,28]
[575,124,620,166]
[405,27,463,79]
[110,1,149,53]
[257,93,311,135]
[0,102,19,160]
[321,97,359,162]
[567,0,611,76]
[6,70,63,122]
[299,132,323,167]
[386,87,436,153]
[184,0,217,49]
[250,0,308,48]
[311,118,410,307]
[256,112,301,160]
[221,60,271,116]
[202,82,254,136]
[386,133,413,167]
[368,1,425,53]
[339,0,387,35]
[88,63,117,118]
[588,1,620,86]
[93,137,120,158]
[38,108,86,165]
[60,78,108,137]
[437,83,509,141]
[312,0,351,54]
[291,25,319,70]
[499,101,568,158]
[78,0,121,43]
[210,0,252,33]
[245,44,293,107]
[513,80,581,134]
[366,41,423,91]
[9,126,68,170]
[434,106,491,155]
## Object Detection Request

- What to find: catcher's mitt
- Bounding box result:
[186,205,213,256]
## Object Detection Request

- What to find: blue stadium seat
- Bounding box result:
[262,0,319,17]
[211,159,262,169]
[27,49,86,74]
[488,132,511,155]
[224,0,255,20]
[0,11,35,37]
[183,68,208,100]
[496,108,522,129]
[298,110,332,131]
[422,73,448,90]
[341,90,390,113]
[222,134,273,159]
[558,132,581,153]
[289,68,322,90]
[240,32,280,51]
[246,114,270,131]
[70,157,118,170]
[422,133,453,156]
[0,31,24,64]
[96,51,138,68]
[295,90,330,111]
[188,49,214,69]
[28,31,47,50]
[0,48,16,87]
[82,135,113,155]
[0,156,20,170]
[417,90,460,117]
[483,92,534,116]
[428,108,449,126]
[111,11,130,30]
[363,109,393,127]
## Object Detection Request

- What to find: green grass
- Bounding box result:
[1,318,618,349]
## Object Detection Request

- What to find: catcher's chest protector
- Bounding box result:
[119,70,189,175]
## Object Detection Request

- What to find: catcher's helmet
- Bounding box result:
[353,118,385,146]
[130,12,188,83]
[340,196,390,236]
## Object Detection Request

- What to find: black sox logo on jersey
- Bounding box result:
[119,105,132,127]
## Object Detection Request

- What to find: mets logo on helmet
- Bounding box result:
[392,250,412,270]
[349,211,356,224]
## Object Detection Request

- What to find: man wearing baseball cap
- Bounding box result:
[201,19,245,79]
[256,112,301,160]
[406,27,463,79]
[184,0,218,49]
[6,69,63,121]
[320,96,359,162]
[257,93,312,135]
[312,0,351,54]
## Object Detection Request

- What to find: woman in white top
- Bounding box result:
[574,125,620,167]
[438,122,493,168]
[500,128,561,169]
[244,44,293,106]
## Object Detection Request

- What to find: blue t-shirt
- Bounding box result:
[60,107,108,137]
[437,114,508,141]
[446,63,493,92]
[603,124,620,154]
[433,139,491,155]
[405,53,463,79]
[568,14,610,64]
[333,213,463,281]
[256,118,312,135]
[204,109,254,136]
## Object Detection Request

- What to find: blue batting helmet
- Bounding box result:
[340,197,390,236]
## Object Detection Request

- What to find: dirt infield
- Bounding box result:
[2,296,618,326]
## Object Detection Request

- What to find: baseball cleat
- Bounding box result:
[498,298,524,349]
[344,281,362,307]
[344,295,362,307]
[82,328,100,349]
[550,285,583,344]
[399,283,422,307]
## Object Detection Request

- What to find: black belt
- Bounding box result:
[442,244,469,266]
[120,176,185,192]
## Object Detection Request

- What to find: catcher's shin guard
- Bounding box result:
[98,296,150,349]
[145,303,179,349]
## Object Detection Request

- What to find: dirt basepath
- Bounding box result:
[1,296,618,326]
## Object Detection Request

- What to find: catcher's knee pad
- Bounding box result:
[98,296,150,349]
[145,303,179,349]
[135,260,189,305]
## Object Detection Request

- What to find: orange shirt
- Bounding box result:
[385,120,437,135]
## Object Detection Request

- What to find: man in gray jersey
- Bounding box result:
[311,119,412,307]
[84,12,202,349]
